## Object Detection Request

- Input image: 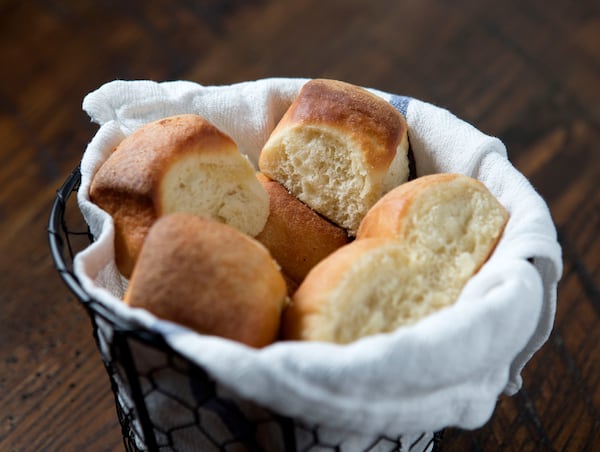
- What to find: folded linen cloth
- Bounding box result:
[75,78,562,439]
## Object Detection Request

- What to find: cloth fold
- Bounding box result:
[74,78,562,436]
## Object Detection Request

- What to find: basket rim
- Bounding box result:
[47,166,167,339]
[48,165,91,301]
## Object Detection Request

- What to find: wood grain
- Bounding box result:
[1,0,598,450]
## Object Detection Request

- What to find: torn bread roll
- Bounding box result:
[283,238,424,343]
[258,78,409,235]
[255,173,350,290]
[357,173,509,279]
[284,173,509,343]
[124,213,287,348]
[89,114,269,277]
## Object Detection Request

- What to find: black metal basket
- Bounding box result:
[48,166,443,452]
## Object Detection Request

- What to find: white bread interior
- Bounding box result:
[159,151,268,236]
[89,114,269,277]
[284,173,509,343]
[259,79,409,235]
[357,173,509,280]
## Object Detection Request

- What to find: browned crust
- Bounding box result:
[124,213,287,348]
[89,114,237,276]
[263,79,408,171]
[91,115,235,200]
[255,173,350,286]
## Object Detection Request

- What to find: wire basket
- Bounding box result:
[48,166,444,452]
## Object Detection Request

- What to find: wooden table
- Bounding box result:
[1,0,598,450]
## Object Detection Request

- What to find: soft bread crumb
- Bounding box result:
[359,173,509,279]
[266,125,372,236]
[89,114,270,277]
[284,239,457,343]
[160,153,268,236]
[259,79,409,235]
[284,174,509,344]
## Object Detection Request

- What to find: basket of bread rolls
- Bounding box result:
[49,78,562,451]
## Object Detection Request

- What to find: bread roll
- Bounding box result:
[284,238,427,343]
[258,79,409,235]
[124,213,287,348]
[284,173,509,343]
[89,114,269,277]
[357,173,509,279]
[254,173,350,288]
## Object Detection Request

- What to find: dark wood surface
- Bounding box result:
[1,0,598,450]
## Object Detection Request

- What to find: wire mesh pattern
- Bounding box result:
[48,167,443,452]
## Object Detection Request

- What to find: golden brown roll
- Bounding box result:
[90,114,269,277]
[283,238,419,343]
[124,213,287,348]
[258,78,409,235]
[284,173,509,343]
[357,173,509,279]
[254,173,350,289]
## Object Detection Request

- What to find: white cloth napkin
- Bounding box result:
[74,78,562,437]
